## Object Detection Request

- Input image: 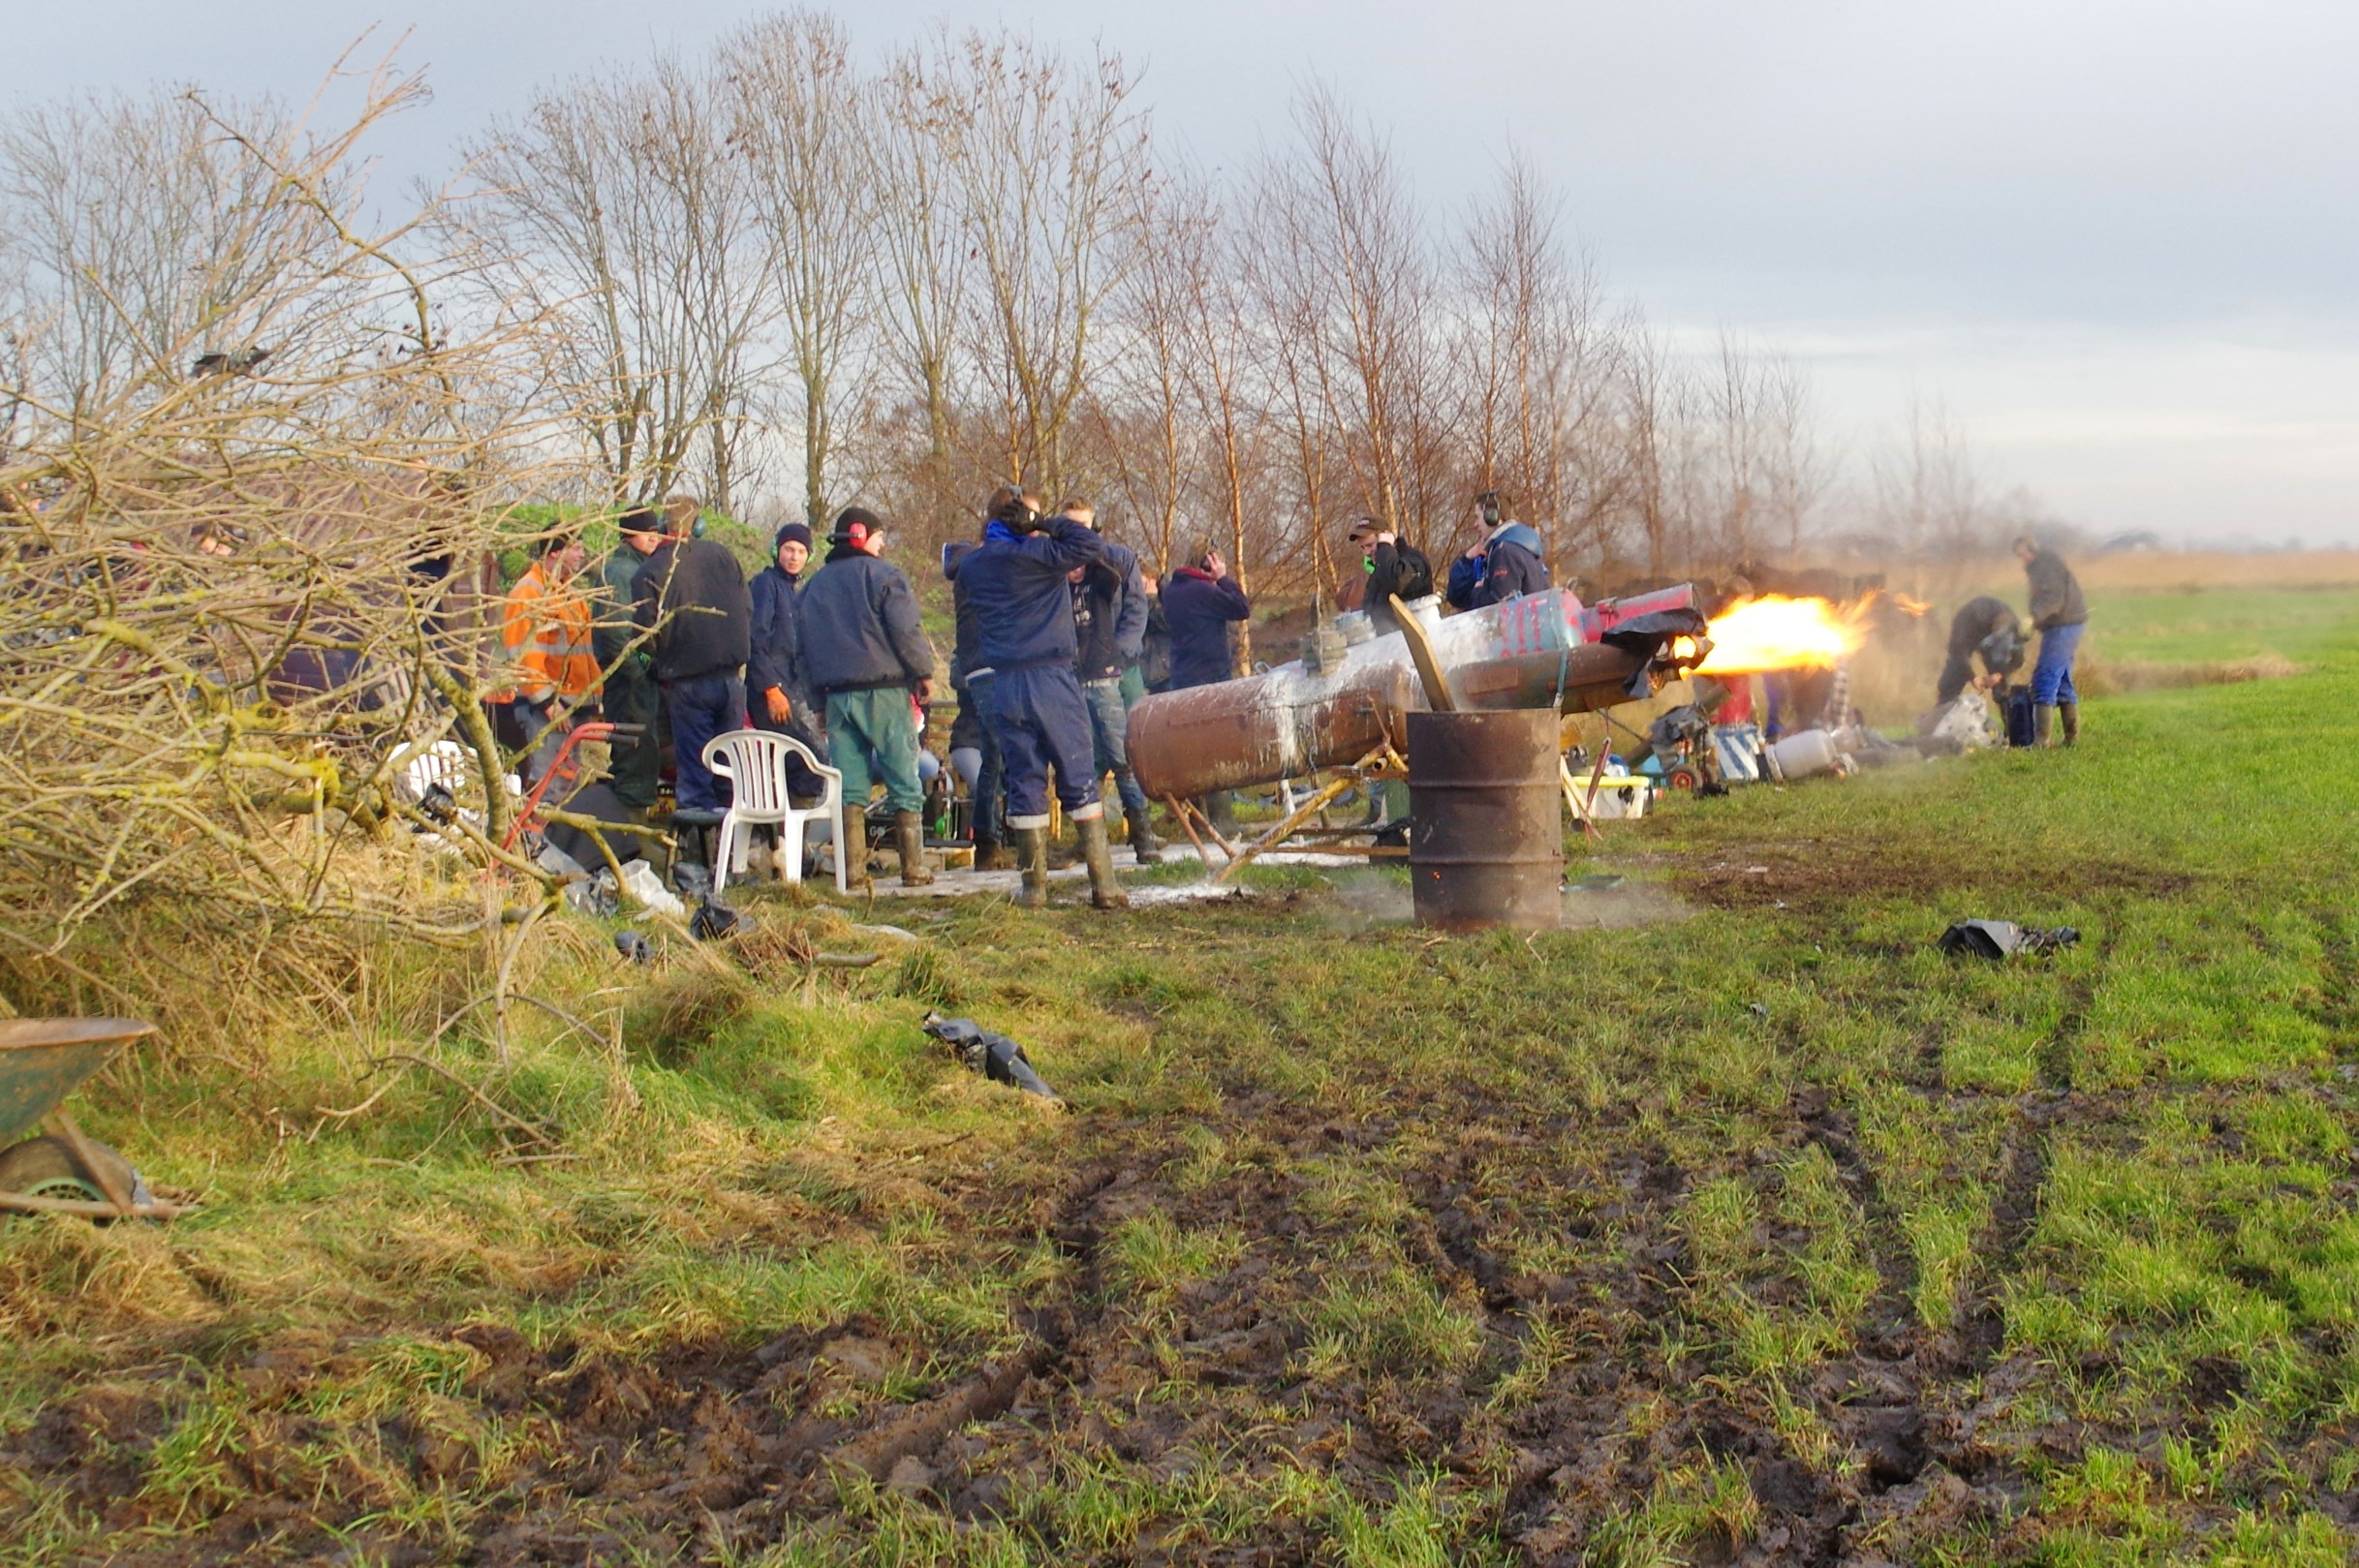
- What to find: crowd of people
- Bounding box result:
[496,488,1316,909]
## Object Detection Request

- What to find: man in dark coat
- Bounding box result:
[1346,514,1434,634]
[1064,499,1160,865]
[1161,542,1253,834]
[1935,596,2025,705]
[798,507,937,885]
[1446,492,1551,610]
[593,511,667,811]
[748,521,830,797]
[2014,535,2089,746]
[956,490,1124,909]
[630,507,751,816]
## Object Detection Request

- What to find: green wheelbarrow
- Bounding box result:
[0,1018,185,1221]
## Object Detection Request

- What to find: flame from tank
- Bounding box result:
[1694,595,1867,673]
[1884,591,1933,617]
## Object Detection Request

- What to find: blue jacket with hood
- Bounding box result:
[1445,522,1551,610]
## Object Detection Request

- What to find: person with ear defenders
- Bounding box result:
[954,487,1127,909]
[1445,489,1551,610]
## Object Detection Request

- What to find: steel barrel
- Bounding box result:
[1406,709,1563,931]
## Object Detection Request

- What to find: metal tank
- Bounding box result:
[1406,708,1564,931]
[1127,584,1704,803]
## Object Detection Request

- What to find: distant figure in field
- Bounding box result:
[1936,596,2025,705]
[1161,541,1253,836]
[1346,514,1434,635]
[2015,535,2088,747]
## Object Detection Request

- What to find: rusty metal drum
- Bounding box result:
[1407,709,1562,932]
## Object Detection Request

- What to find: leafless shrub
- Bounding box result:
[0,51,573,990]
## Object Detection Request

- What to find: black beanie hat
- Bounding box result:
[775,522,814,552]
[830,506,883,543]
[616,507,664,538]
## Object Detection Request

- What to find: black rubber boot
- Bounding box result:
[1012,826,1050,908]
[1080,815,1129,910]
[2033,704,2056,749]
[1128,816,1164,866]
[973,832,1009,872]
[2059,701,2080,747]
[893,810,934,886]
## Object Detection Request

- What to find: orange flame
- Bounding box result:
[1695,596,1868,674]
[1884,592,1932,617]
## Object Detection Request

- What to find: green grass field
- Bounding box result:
[2,585,2356,1566]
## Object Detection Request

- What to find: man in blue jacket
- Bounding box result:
[797,507,938,886]
[1445,491,1552,610]
[1162,542,1253,835]
[956,490,1125,909]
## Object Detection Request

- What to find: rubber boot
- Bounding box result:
[893,810,934,886]
[973,831,1010,872]
[1012,825,1050,909]
[1080,814,1129,910]
[1128,815,1164,866]
[2033,703,2056,749]
[2059,701,2080,747]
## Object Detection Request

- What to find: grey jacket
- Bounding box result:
[797,546,936,693]
[2023,550,2087,631]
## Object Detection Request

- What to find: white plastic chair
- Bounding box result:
[701,728,848,894]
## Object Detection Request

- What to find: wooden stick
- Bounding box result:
[1389,595,1456,711]
[0,1189,190,1221]
[1164,794,1215,871]
[1212,745,1391,884]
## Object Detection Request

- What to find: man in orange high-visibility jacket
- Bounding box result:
[496,533,600,788]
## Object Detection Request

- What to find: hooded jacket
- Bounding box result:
[1163,567,1252,689]
[630,537,752,683]
[1469,522,1550,609]
[798,545,935,693]
[957,514,1104,671]
[2023,550,2087,631]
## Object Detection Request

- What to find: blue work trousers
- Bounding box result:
[990,664,1101,828]
[666,672,745,812]
[965,672,1008,845]
[1082,677,1151,825]
[2031,622,2083,706]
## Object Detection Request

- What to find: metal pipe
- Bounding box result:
[1129,585,1700,801]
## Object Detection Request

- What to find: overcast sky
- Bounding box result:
[16,0,2356,542]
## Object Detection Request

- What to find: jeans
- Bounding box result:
[990,664,1101,827]
[964,671,1007,844]
[2031,622,2083,706]
[665,672,745,813]
[508,695,568,791]
[826,686,924,815]
[1082,676,1151,826]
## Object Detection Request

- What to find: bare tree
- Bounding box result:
[870,36,976,536]
[467,55,773,509]
[729,11,873,527]
[1268,85,1436,539]
[1455,153,1617,574]
[943,32,1149,497]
